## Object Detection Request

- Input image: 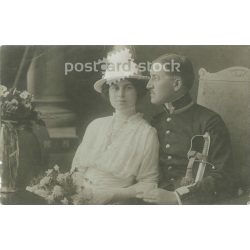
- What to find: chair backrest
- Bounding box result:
[197,67,250,188]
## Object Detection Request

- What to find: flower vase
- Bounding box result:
[0,121,43,193]
[0,122,19,192]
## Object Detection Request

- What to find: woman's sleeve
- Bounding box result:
[71,141,84,172]
[136,127,159,185]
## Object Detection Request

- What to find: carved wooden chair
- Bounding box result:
[197,67,250,191]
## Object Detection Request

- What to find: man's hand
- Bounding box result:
[136,188,179,205]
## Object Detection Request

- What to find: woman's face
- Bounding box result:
[109,79,137,111]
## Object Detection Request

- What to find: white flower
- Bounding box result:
[47,195,55,204]
[39,176,52,186]
[26,186,34,192]
[61,197,69,205]
[72,187,93,204]
[52,185,64,198]
[57,173,66,185]
[0,85,7,96]
[71,194,83,205]
[54,165,60,171]
[35,189,49,198]
[3,91,9,97]
[10,99,18,105]
[45,169,53,176]
[24,102,32,109]
[64,172,71,178]
[20,90,30,99]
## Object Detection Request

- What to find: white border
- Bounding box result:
[1,1,250,250]
[1,0,250,45]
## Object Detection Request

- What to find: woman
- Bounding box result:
[71,61,159,204]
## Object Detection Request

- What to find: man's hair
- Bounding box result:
[101,78,147,102]
[153,53,195,90]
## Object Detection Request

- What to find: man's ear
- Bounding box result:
[173,78,183,91]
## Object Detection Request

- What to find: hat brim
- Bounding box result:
[94,75,150,93]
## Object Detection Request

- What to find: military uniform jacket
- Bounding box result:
[151,94,236,204]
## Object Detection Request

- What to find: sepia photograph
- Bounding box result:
[0,45,249,205]
[1,1,250,250]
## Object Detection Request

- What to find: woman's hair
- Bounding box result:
[101,78,147,103]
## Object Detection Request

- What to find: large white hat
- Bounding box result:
[94,47,149,93]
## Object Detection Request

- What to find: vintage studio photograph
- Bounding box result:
[0,45,249,205]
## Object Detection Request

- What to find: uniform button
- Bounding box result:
[165,144,170,149]
[170,178,175,181]
[165,130,171,135]
[166,117,172,122]
[168,166,173,171]
[167,155,172,160]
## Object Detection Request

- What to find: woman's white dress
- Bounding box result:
[71,113,159,197]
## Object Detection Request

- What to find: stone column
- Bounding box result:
[27,46,76,129]
[27,46,77,171]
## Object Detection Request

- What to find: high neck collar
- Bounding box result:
[113,107,137,121]
[164,93,194,114]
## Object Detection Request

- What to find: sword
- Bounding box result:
[181,132,211,186]
[195,132,211,182]
[177,132,211,198]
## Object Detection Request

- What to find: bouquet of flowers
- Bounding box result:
[0,84,39,122]
[26,165,92,204]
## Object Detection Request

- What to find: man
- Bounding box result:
[137,54,237,204]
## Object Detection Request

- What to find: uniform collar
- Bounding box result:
[163,93,194,114]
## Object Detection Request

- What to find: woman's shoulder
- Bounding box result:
[90,116,112,124]
[86,116,112,130]
[137,115,158,135]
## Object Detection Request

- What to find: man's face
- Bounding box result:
[147,63,176,105]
